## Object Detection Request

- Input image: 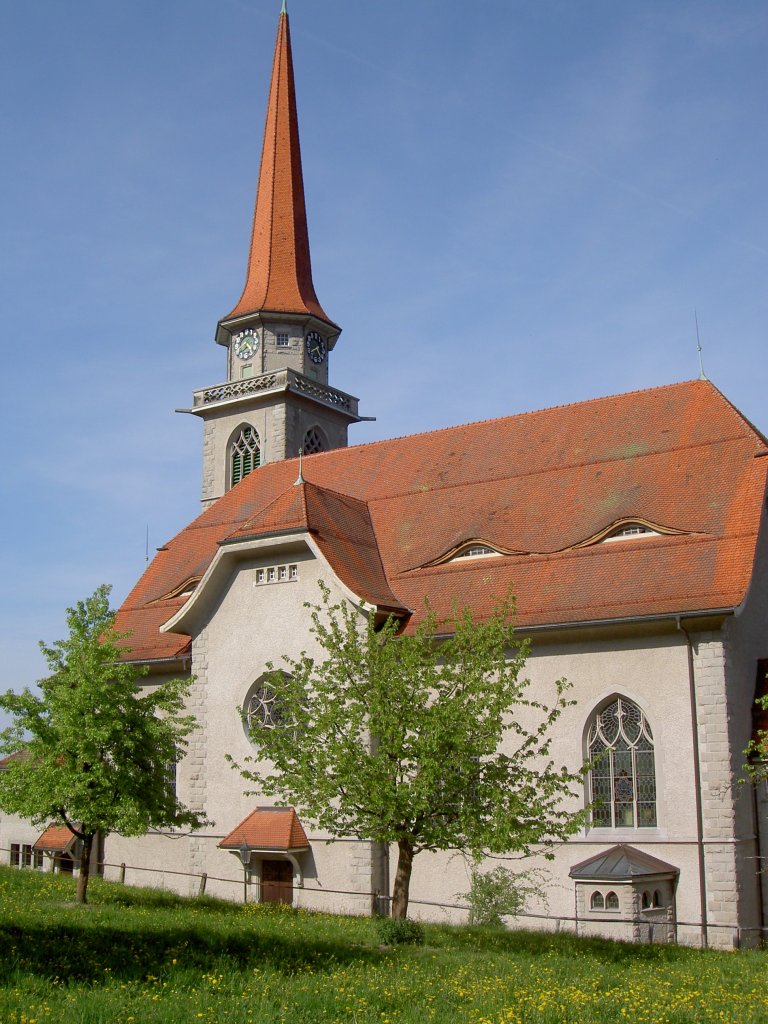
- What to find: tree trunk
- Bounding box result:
[391,839,415,919]
[76,832,95,905]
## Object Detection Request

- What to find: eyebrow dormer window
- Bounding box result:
[454,545,500,560]
[603,525,658,543]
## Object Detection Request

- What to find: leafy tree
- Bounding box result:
[0,585,206,904]
[744,678,768,782]
[233,584,587,919]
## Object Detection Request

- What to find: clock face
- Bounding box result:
[233,331,259,360]
[305,331,327,364]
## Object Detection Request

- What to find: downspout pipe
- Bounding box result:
[677,615,709,948]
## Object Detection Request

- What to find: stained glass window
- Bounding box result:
[587,696,657,829]
[230,426,261,487]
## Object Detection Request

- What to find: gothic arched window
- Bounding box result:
[230,426,261,487]
[587,696,657,829]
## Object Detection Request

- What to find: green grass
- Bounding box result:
[0,867,765,1023]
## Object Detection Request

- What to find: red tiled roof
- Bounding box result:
[115,380,768,659]
[226,481,407,612]
[0,751,29,769]
[223,9,334,327]
[219,807,310,851]
[33,825,76,853]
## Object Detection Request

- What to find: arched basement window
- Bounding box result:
[230,426,261,486]
[587,696,657,829]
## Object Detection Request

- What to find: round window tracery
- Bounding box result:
[245,682,284,732]
[243,674,297,745]
[303,427,326,454]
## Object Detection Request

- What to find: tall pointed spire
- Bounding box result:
[224,6,334,326]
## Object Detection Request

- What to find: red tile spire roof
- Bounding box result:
[223,7,334,327]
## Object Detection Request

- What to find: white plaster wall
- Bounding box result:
[94,538,765,947]
[0,811,52,870]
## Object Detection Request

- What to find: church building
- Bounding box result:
[5,6,768,948]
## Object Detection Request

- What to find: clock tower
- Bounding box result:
[185,3,364,505]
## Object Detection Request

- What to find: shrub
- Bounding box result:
[459,865,549,927]
[376,916,426,945]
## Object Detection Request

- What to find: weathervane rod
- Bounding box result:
[295,447,304,486]
[281,0,287,13]
[695,310,707,381]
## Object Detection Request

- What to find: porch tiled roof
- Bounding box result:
[33,825,77,853]
[218,807,310,852]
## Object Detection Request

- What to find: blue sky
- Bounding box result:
[0,0,766,705]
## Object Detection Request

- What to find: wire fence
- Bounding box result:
[2,844,765,950]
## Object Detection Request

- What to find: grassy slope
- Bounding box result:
[0,867,765,1024]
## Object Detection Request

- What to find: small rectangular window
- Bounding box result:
[289,564,298,580]
[10,843,20,867]
[276,333,289,347]
[22,844,32,868]
[267,567,276,582]
[33,849,44,870]
[256,569,265,584]
[279,566,288,581]
[241,365,253,380]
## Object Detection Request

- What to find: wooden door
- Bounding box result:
[261,859,293,904]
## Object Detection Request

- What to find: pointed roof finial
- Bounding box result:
[223,4,336,328]
[294,448,305,486]
[695,310,708,381]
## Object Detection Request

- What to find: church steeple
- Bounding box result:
[222,4,335,329]
[187,4,364,508]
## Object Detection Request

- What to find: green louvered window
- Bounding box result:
[230,427,261,487]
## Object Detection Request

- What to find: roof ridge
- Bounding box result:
[294,379,713,460]
[704,380,768,448]
[235,478,310,535]
[301,476,369,508]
